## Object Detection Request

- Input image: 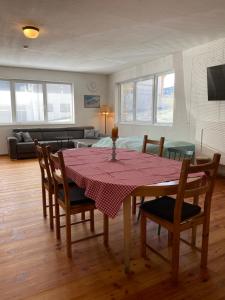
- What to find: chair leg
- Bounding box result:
[192,226,197,246]
[168,231,173,247]
[55,200,61,240]
[66,212,72,258]
[42,183,47,218]
[81,212,85,221]
[132,196,136,215]
[48,192,54,230]
[137,197,145,221]
[103,214,109,247]
[140,213,147,258]
[171,232,180,283]
[192,195,199,246]
[201,222,210,271]
[157,225,161,236]
[90,209,95,232]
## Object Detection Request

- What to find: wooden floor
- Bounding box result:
[1,156,225,300]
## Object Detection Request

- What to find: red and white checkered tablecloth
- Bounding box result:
[63,147,183,218]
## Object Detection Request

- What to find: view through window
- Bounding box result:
[0,80,12,123]
[0,80,74,124]
[156,73,175,123]
[119,72,175,124]
[15,82,44,122]
[47,83,73,123]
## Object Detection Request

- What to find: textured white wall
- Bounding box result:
[183,38,225,163]
[108,39,225,164]
[0,66,108,154]
[108,53,189,140]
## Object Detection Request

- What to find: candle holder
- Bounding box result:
[110,137,118,161]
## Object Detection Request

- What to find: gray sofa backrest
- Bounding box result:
[12,126,94,141]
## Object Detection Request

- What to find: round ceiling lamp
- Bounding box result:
[22,26,40,39]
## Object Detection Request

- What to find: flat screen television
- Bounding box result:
[207,64,225,101]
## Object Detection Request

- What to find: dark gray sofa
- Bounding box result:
[7,126,100,159]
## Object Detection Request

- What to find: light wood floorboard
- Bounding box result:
[1,156,225,299]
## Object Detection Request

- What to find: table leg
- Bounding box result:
[123,195,131,273]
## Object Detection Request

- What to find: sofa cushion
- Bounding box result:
[21,132,33,142]
[66,130,84,139]
[84,129,95,138]
[94,130,100,138]
[42,131,67,141]
[40,140,74,150]
[14,132,23,142]
[39,141,59,151]
[29,131,43,141]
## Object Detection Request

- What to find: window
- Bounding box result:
[0,80,12,123]
[120,82,134,122]
[119,71,175,125]
[0,80,74,124]
[156,73,175,124]
[15,82,44,122]
[46,83,73,123]
[136,79,153,122]
[60,103,70,113]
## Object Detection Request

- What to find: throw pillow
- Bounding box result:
[22,131,33,142]
[94,130,100,138]
[84,129,96,139]
[14,132,23,142]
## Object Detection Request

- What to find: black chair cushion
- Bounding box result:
[58,186,95,206]
[141,196,201,222]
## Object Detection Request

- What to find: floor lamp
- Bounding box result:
[100,105,110,134]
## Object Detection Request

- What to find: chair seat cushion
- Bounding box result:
[58,186,95,206]
[141,196,201,222]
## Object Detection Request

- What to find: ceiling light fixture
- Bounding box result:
[22,26,40,39]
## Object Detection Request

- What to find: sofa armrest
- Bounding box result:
[7,137,18,159]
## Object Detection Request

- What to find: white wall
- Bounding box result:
[109,38,225,164]
[183,37,225,164]
[108,53,189,140]
[0,66,108,154]
[2,37,225,162]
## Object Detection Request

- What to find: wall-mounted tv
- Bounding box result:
[207,64,225,101]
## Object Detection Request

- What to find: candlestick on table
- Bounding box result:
[111,127,118,139]
[111,127,119,161]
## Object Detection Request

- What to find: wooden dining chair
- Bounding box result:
[140,153,220,282]
[142,134,165,156]
[132,135,165,218]
[48,148,109,258]
[156,147,195,236]
[34,139,54,230]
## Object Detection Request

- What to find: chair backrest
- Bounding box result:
[173,153,221,224]
[142,134,165,157]
[34,140,52,188]
[47,148,70,208]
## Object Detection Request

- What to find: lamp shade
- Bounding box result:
[23,26,40,39]
[100,105,110,114]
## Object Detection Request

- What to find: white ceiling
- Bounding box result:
[1,0,225,74]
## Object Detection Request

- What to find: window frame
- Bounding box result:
[0,79,13,124]
[118,70,175,126]
[0,78,75,125]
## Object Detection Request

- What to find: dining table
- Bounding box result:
[62,147,194,272]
